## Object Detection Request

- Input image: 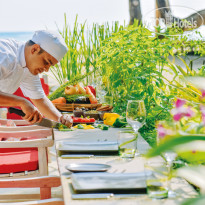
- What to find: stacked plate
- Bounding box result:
[59,141,119,154]
[71,172,147,194]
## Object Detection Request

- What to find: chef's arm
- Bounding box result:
[31,97,61,121]
[31,97,73,127]
[0,91,26,107]
[0,91,43,124]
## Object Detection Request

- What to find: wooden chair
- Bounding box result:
[0,121,54,178]
[0,176,64,205]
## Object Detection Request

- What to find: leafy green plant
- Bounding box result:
[48,14,125,100]
[52,14,124,84]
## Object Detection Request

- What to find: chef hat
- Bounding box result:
[31,30,68,62]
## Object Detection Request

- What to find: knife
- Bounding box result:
[8,107,61,128]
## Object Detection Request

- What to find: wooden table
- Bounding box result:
[54,128,198,205]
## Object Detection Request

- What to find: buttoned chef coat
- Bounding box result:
[0,39,45,99]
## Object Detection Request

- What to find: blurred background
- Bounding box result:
[0,0,204,41]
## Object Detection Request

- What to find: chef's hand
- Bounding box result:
[21,100,43,124]
[60,114,73,128]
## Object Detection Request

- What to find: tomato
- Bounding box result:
[73,117,82,123]
[72,116,95,123]
[89,118,95,123]
[83,118,90,123]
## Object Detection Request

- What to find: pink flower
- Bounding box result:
[173,113,183,121]
[175,98,186,108]
[157,124,167,138]
[171,106,195,121]
[157,124,173,139]
[200,105,205,125]
[201,90,205,98]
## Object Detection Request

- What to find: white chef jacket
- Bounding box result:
[0,39,45,99]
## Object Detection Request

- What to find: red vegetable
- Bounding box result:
[85,87,98,104]
[72,117,95,123]
[84,86,96,97]
[89,118,95,122]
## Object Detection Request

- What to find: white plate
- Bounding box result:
[59,141,118,153]
[71,172,148,192]
[66,163,111,172]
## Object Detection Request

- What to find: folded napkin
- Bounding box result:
[71,172,147,194]
[59,141,118,154]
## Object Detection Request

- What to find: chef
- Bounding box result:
[0,30,72,127]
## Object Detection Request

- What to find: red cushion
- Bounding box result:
[0,148,38,174]
[6,78,49,120]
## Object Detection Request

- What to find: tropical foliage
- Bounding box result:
[47,14,205,204]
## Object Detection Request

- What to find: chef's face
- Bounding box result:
[26,44,58,75]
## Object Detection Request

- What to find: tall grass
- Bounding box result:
[51,14,124,85]
[48,14,125,100]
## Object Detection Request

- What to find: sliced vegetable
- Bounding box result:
[101,125,109,130]
[72,116,95,124]
[73,124,95,129]
[55,123,68,129]
[77,124,84,129]
[59,128,73,131]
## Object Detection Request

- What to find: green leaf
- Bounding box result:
[177,166,205,195]
[182,196,205,205]
[146,135,205,158]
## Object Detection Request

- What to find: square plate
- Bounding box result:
[71,172,147,193]
[59,141,118,153]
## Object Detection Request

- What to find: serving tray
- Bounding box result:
[53,103,102,111]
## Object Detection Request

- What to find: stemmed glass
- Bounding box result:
[157,121,177,198]
[126,100,146,133]
[95,76,107,102]
[126,100,146,156]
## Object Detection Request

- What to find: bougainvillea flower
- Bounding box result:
[175,98,186,108]
[171,106,195,121]
[157,124,167,138]
[157,124,173,139]
[201,90,205,98]
[200,105,205,125]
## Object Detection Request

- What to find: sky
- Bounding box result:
[0,0,204,32]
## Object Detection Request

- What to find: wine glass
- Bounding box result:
[95,77,107,102]
[126,100,146,133]
[157,120,177,198]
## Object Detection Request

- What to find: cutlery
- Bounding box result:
[72,193,144,199]
[61,154,94,159]
[61,154,115,158]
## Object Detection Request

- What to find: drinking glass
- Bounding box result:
[118,130,138,158]
[126,100,146,133]
[157,120,177,198]
[95,77,107,102]
[144,160,168,199]
[102,96,113,107]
